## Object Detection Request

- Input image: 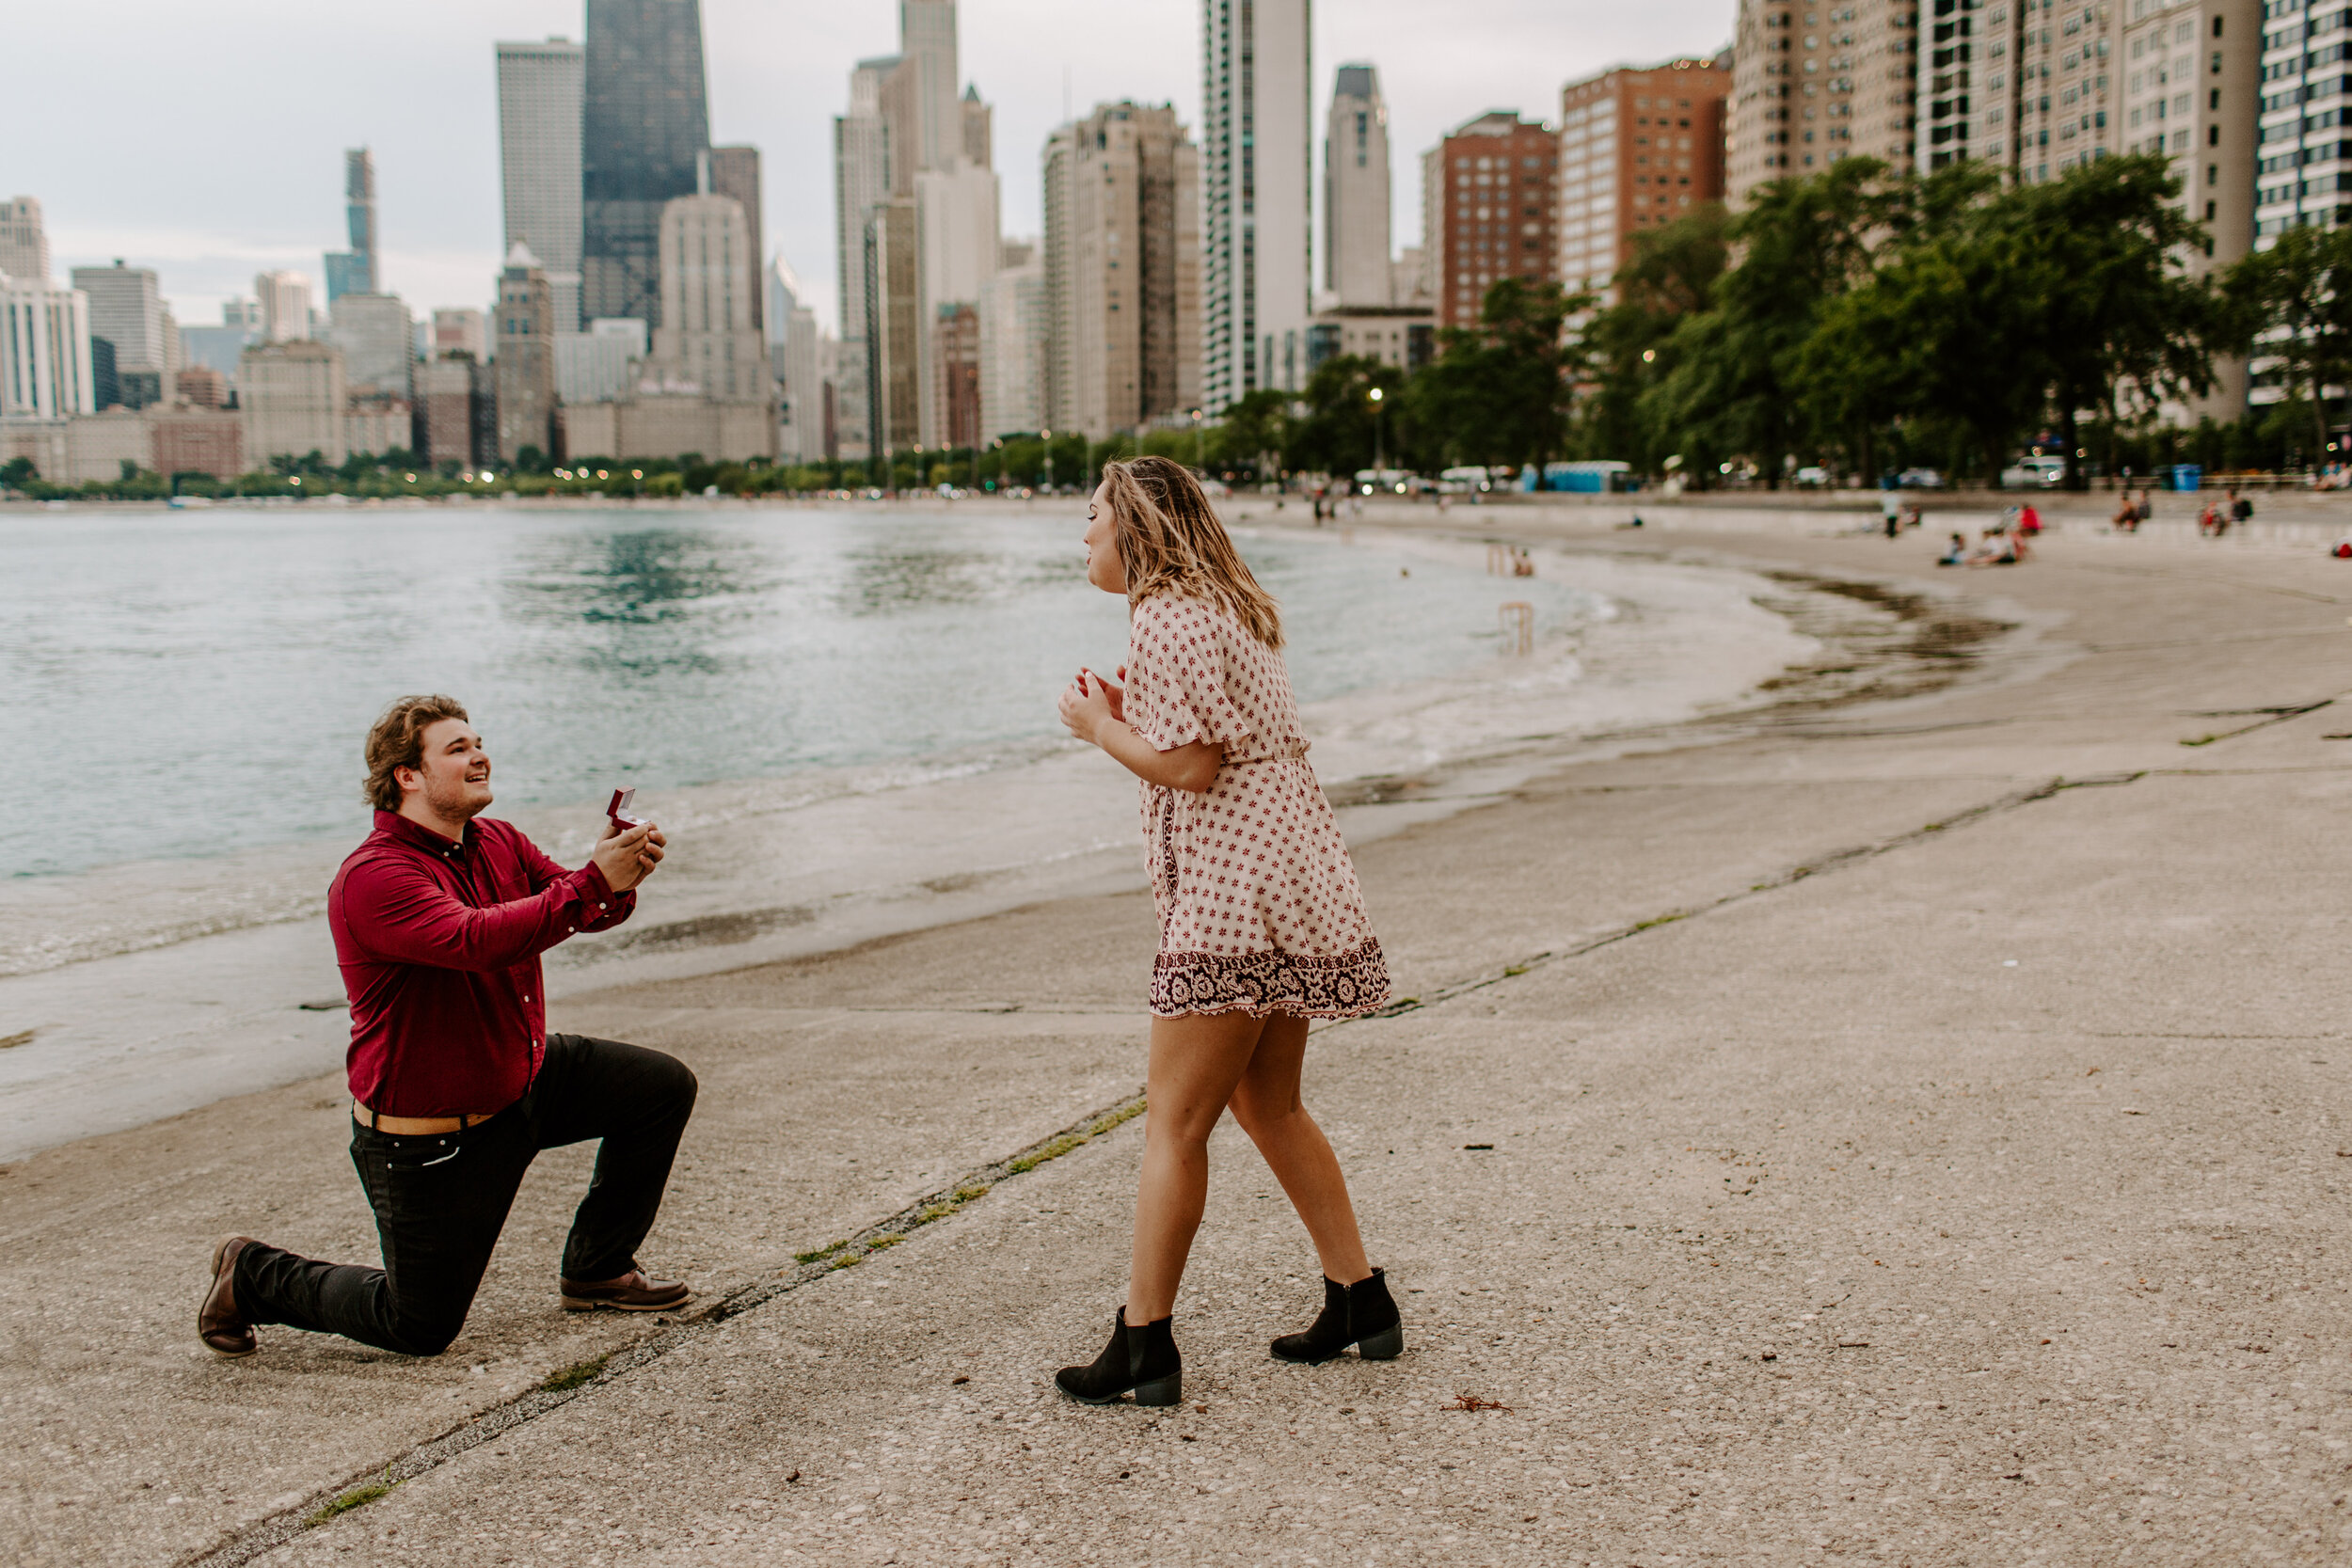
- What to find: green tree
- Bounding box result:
[1212,389,1294,480]
[2017,154,2217,487]
[1289,355,1405,477]
[1646,159,1903,485]
[2222,219,2352,461]
[1407,277,1584,471]
[1576,204,1730,470]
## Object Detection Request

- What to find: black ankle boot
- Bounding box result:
[1271,1268,1404,1364]
[1055,1307,1183,1405]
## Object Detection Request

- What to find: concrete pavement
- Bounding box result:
[7,506,2351,1565]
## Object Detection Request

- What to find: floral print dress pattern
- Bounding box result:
[1121,593,1390,1019]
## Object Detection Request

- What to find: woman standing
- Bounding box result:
[1052,456,1400,1407]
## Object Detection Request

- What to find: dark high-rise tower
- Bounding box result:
[581,0,710,328]
[324,148,377,304]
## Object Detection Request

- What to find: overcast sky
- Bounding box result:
[8,0,1729,332]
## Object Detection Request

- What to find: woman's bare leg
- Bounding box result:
[1227,1014,1373,1286]
[1124,1010,1267,1323]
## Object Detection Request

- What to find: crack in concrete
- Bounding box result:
[178,1093,1148,1568]
[1361,775,2077,1022]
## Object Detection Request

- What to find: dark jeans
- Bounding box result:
[235,1034,697,1357]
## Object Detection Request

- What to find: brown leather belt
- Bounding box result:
[353,1100,500,1135]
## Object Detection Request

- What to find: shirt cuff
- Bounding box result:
[576,859,619,918]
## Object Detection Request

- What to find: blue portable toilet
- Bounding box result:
[2170,464,2201,492]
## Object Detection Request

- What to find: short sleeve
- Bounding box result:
[1123,595,1254,753]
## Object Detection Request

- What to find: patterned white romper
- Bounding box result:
[1121,593,1391,1019]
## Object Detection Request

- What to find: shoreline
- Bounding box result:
[0,513,1979,1161]
[9,511,2347,1566]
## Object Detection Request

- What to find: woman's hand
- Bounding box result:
[1080,665,1126,724]
[1058,671,1117,747]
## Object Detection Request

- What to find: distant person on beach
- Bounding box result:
[1052,456,1399,1406]
[2230,488,2253,531]
[198,696,693,1361]
[1938,531,1967,566]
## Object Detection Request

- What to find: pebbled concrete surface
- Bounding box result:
[6,507,2352,1565]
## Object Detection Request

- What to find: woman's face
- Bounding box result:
[1083,478,1126,594]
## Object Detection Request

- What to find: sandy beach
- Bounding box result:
[7,497,2351,1566]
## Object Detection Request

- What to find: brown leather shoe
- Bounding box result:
[559,1267,691,1313]
[199,1236,259,1358]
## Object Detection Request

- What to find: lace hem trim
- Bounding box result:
[1149,938,1390,1020]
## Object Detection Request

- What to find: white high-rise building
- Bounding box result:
[768,256,829,462]
[556,316,648,404]
[651,194,769,402]
[1201,0,1313,410]
[328,292,416,397]
[255,270,312,342]
[899,1,961,177]
[980,243,1046,441]
[498,37,586,332]
[915,159,1000,447]
[1325,64,1393,307]
[834,55,897,460]
[0,273,93,419]
[71,261,168,388]
[0,198,52,283]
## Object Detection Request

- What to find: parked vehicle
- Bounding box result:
[1539,460,1633,493]
[1999,455,2068,487]
[1353,468,1412,495]
[1438,466,1495,494]
[1897,467,1946,489]
[1793,465,1831,487]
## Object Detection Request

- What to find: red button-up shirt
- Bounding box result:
[329,809,635,1117]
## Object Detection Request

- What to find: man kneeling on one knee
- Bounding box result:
[199,694,698,1359]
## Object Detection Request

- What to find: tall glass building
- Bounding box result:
[582,0,711,329]
[2257,0,2352,235]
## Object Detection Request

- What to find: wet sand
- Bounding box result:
[7,501,2351,1566]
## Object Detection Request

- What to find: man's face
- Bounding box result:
[398,718,493,822]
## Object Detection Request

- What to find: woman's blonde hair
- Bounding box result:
[1100,455,1283,648]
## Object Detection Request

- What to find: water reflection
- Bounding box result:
[834,541,1080,615]
[507,529,772,626]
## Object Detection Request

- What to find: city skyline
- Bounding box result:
[5,0,1729,330]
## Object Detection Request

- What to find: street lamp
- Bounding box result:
[1191,407,1204,472]
[1368,385,1386,477]
[1041,429,1055,494]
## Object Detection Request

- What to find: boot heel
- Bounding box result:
[1132,1372,1184,1406]
[1355,1324,1405,1360]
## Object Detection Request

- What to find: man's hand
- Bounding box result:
[593,819,665,893]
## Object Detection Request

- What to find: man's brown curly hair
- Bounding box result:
[362,694,470,811]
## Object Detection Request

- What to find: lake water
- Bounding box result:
[0,499,1820,1157]
[1,501,1593,880]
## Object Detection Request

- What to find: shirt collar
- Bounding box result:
[373,808,474,858]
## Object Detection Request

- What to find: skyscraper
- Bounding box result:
[979,240,1046,441]
[768,256,828,462]
[0,272,92,418]
[0,197,50,282]
[72,260,167,406]
[1558,59,1731,299]
[705,145,765,331]
[1201,0,1312,410]
[324,149,378,304]
[498,37,585,333]
[1043,102,1203,439]
[865,196,922,455]
[915,158,1000,446]
[582,0,711,329]
[327,292,414,397]
[650,194,769,403]
[254,270,313,342]
[1425,113,1559,329]
[1326,65,1393,307]
[495,244,558,462]
[899,0,962,177]
[834,55,897,460]
[1729,1,1917,205]
[962,84,993,166]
